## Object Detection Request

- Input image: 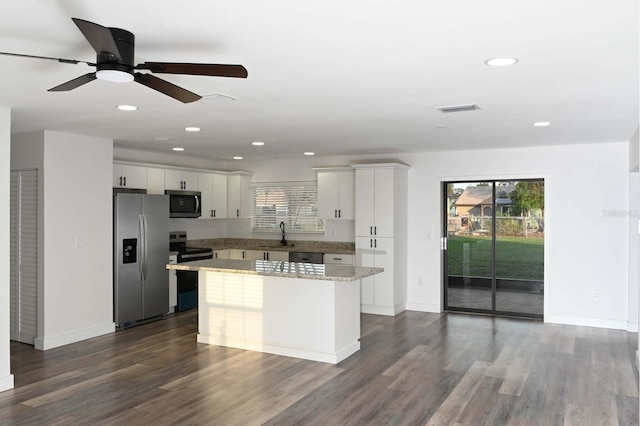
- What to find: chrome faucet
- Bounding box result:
[280,221,287,246]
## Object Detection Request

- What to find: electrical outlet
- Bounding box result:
[75,236,82,248]
[593,290,599,299]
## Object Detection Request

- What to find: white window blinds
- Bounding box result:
[251,181,324,233]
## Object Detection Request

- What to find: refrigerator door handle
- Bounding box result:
[138,214,145,281]
[142,214,149,280]
[138,214,147,281]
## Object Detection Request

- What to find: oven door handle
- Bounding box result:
[180,252,213,260]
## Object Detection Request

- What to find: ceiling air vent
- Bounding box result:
[435,104,481,113]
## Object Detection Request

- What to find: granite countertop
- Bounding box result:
[188,238,355,255]
[166,258,382,282]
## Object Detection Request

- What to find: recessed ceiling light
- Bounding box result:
[532,121,551,127]
[116,105,138,111]
[251,141,265,146]
[304,152,315,156]
[184,127,200,132]
[485,57,519,67]
[233,156,243,160]
[172,147,184,151]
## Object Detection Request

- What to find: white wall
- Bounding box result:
[235,145,632,329]
[12,131,115,350]
[403,143,630,329]
[119,143,633,330]
[0,108,14,392]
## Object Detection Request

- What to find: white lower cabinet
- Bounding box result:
[246,250,288,261]
[213,249,230,259]
[229,249,246,260]
[324,253,354,266]
[356,236,396,315]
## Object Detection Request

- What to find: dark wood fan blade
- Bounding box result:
[72,18,122,62]
[134,73,201,103]
[137,62,248,78]
[48,73,97,91]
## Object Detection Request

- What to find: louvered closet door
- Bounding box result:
[10,170,38,344]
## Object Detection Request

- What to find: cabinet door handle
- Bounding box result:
[215,252,218,259]
[119,176,122,186]
[237,209,240,218]
[213,209,216,218]
[374,226,377,235]
[242,250,245,259]
[211,209,214,218]
[370,239,373,248]
[338,209,341,218]
[333,257,342,261]
[335,209,337,218]
[123,176,126,187]
[370,226,373,235]
[374,239,377,248]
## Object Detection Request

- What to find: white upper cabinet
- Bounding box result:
[198,173,228,219]
[353,163,409,316]
[165,169,199,191]
[146,167,165,195]
[315,168,355,220]
[354,166,398,238]
[227,174,251,218]
[113,164,147,189]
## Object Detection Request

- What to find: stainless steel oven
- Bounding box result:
[169,231,213,311]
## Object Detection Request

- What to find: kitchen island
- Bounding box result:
[166,259,383,364]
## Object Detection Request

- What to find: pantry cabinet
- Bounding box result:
[352,163,409,316]
[314,168,355,220]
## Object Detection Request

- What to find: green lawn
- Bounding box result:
[447,235,544,281]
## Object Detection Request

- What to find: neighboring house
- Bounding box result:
[455,185,516,217]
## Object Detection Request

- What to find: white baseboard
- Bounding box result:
[545,314,628,331]
[405,302,441,313]
[34,322,115,351]
[627,321,639,333]
[197,334,360,364]
[0,374,14,393]
[361,304,396,316]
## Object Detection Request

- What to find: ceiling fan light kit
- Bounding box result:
[0,17,247,103]
[96,70,134,83]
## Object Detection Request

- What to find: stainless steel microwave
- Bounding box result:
[165,190,201,218]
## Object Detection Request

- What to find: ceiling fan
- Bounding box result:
[0,18,248,103]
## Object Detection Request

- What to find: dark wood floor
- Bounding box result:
[2,310,638,425]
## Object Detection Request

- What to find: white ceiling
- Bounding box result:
[1,0,638,162]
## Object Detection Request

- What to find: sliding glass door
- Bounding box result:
[443,180,544,318]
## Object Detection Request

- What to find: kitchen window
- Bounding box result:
[251,181,324,233]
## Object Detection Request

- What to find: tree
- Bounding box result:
[510,181,544,216]
[510,181,545,234]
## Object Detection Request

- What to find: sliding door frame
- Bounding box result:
[441,179,544,320]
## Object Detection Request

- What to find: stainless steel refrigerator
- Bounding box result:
[114,193,169,328]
